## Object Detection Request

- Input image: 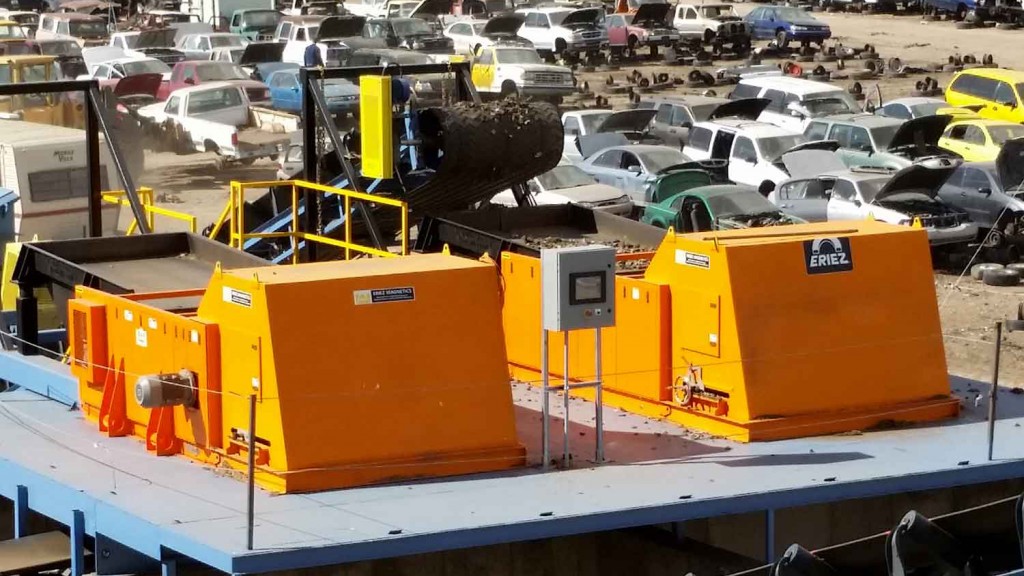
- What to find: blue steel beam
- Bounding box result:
[0,350,77,407]
[14,484,27,538]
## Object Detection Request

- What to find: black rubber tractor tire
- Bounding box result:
[983,268,1021,286]
[971,262,1003,280]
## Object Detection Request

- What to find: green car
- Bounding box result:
[641,183,804,232]
[229,9,283,41]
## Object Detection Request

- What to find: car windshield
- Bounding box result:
[869,125,901,149]
[496,48,541,64]
[69,21,107,37]
[690,103,719,122]
[123,59,170,76]
[707,188,780,219]
[579,112,611,133]
[0,24,26,38]
[40,41,81,56]
[801,93,858,116]
[306,25,320,39]
[20,63,49,82]
[196,62,248,80]
[547,11,572,26]
[699,5,735,17]
[775,7,813,19]
[537,165,596,190]
[211,35,243,48]
[989,124,1024,145]
[471,22,486,33]
[757,135,804,160]
[641,148,686,173]
[120,34,140,48]
[856,178,888,203]
[240,10,280,27]
[909,101,945,117]
[392,18,433,35]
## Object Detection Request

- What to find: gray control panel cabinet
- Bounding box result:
[541,245,616,332]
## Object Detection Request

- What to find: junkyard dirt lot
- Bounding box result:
[136,8,1024,389]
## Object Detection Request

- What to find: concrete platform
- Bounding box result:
[1,353,1023,574]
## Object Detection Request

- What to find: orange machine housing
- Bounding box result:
[501,221,959,441]
[68,254,525,493]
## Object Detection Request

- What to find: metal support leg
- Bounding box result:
[988,321,1002,461]
[70,509,85,576]
[246,393,257,550]
[765,509,776,564]
[161,559,177,576]
[542,329,550,470]
[562,330,570,467]
[16,284,38,356]
[595,328,604,464]
[14,484,27,538]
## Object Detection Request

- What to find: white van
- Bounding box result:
[0,120,120,240]
[729,76,861,132]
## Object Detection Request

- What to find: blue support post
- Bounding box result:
[71,509,85,576]
[765,508,776,564]
[161,558,177,576]
[14,484,27,538]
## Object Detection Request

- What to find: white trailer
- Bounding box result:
[0,120,120,241]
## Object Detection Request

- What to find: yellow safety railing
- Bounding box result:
[102,187,198,234]
[209,180,408,264]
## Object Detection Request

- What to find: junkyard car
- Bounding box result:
[643,183,804,231]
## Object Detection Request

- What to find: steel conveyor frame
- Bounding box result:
[298,62,477,260]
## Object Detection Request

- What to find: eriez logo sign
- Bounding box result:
[803,237,853,275]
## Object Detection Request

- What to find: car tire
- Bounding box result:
[703,29,715,44]
[500,81,519,99]
[971,262,1003,280]
[1007,262,1024,273]
[983,268,1020,286]
[775,29,789,48]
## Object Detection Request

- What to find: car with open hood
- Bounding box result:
[444,15,530,55]
[682,98,832,194]
[82,56,172,93]
[605,3,678,57]
[109,29,186,66]
[37,13,108,48]
[637,95,728,148]
[236,41,283,75]
[772,151,975,247]
[730,75,861,133]
[672,3,750,48]
[576,139,704,208]
[515,6,607,58]
[938,117,1024,163]
[344,48,453,105]
[562,108,659,163]
[365,17,453,53]
[490,157,633,216]
[937,139,1024,258]
[874,97,948,120]
[176,32,245,61]
[281,14,386,66]
[470,45,573,103]
[803,113,958,170]
[643,183,805,231]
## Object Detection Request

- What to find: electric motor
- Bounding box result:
[134,370,197,409]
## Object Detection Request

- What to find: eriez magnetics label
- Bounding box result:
[803,237,853,275]
[353,286,416,305]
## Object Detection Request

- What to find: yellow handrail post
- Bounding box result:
[238,185,246,250]
[344,195,351,261]
[229,182,238,249]
[290,183,299,265]
[400,202,408,256]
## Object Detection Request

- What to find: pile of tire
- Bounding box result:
[971,262,1024,286]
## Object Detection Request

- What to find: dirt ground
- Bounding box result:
[132,7,1024,387]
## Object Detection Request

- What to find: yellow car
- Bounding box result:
[945,68,1024,124]
[938,118,1024,162]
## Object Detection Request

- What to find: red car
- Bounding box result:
[156,60,270,104]
[605,2,680,56]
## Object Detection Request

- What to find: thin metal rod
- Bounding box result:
[542,329,549,470]
[765,508,776,563]
[88,85,149,234]
[14,484,27,538]
[85,92,101,237]
[595,328,604,464]
[246,393,257,550]
[563,330,570,467]
[988,321,1002,461]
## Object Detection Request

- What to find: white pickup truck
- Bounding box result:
[281,15,386,66]
[136,82,289,165]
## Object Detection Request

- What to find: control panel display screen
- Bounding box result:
[569,272,605,305]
